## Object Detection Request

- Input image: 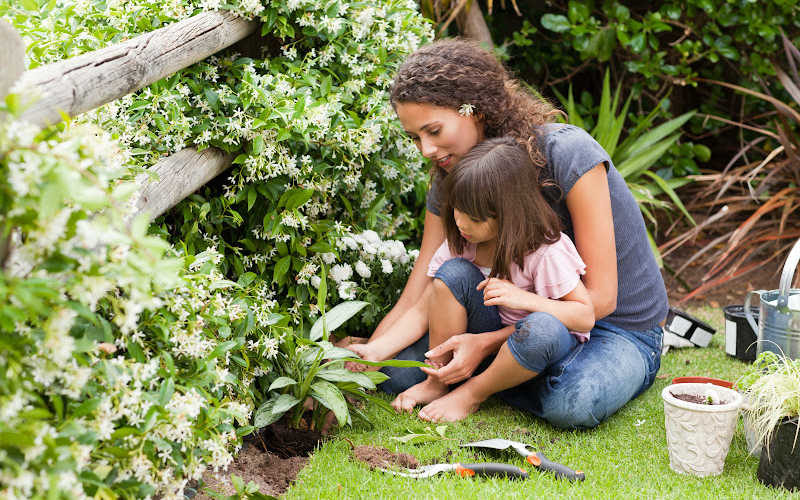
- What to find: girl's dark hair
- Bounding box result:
[442,137,562,279]
[390,38,561,181]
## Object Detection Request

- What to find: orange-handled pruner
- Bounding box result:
[462,439,585,482]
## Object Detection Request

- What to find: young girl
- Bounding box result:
[346,38,666,428]
[391,137,594,421]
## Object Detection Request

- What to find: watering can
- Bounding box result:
[745,237,800,360]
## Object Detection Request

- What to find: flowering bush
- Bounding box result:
[1,0,433,498]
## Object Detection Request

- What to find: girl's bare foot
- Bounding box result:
[391,377,449,413]
[418,385,483,422]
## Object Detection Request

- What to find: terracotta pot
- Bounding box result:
[671,376,733,389]
[662,383,743,477]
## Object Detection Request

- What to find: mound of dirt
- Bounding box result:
[196,443,307,499]
[352,445,419,470]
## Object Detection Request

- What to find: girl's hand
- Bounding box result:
[477,277,536,310]
[420,334,488,385]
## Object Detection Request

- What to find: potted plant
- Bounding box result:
[738,351,800,490]
[661,382,743,477]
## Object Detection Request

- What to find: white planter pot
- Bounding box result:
[662,383,743,477]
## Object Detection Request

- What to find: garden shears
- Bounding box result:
[378,461,529,479]
[461,438,585,482]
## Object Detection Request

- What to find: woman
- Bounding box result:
[346,39,667,428]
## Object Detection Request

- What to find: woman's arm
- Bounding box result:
[479,278,595,332]
[369,211,445,340]
[565,163,617,319]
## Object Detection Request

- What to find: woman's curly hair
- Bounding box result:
[390,38,561,176]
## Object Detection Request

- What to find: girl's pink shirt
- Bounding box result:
[427,233,589,341]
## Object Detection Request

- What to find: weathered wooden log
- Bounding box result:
[19,10,257,127]
[456,1,494,48]
[1,19,26,269]
[134,147,233,220]
[0,19,25,99]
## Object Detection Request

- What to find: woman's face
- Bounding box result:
[395,102,484,172]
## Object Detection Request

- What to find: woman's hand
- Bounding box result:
[477,277,536,310]
[420,334,489,385]
[343,342,381,372]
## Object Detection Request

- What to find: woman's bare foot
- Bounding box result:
[391,376,449,413]
[418,384,483,422]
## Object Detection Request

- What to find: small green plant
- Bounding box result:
[254,272,425,431]
[553,70,703,264]
[738,351,800,452]
[204,474,276,500]
[391,424,451,445]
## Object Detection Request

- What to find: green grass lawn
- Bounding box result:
[283,306,800,499]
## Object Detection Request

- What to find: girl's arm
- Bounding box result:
[565,163,617,319]
[479,278,595,332]
[368,211,445,341]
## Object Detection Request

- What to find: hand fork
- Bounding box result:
[378,462,528,479]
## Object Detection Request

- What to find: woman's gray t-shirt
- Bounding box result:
[425,124,668,332]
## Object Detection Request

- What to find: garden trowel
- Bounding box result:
[461,438,585,482]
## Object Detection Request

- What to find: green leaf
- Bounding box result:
[158,378,175,406]
[339,357,428,368]
[268,376,297,391]
[310,380,349,426]
[309,301,368,341]
[247,187,257,211]
[254,400,281,428]
[272,393,301,414]
[273,255,291,285]
[541,14,571,33]
[641,170,696,225]
[284,188,314,210]
[316,368,375,390]
[210,340,239,359]
[616,133,681,179]
[616,111,695,164]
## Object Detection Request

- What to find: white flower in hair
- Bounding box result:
[458,103,475,116]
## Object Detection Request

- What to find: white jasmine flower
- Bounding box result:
[354,260,371,278]
[330,263,352,283]
[321,252,336,264]
[458,103,475,116]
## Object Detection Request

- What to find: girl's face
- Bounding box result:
[453,208,497,244]
[395,102,484,172]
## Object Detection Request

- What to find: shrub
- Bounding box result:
[1,0,433,497]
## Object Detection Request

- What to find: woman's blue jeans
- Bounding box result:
[380,258,663,429]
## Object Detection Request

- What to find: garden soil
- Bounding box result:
[351,445,419,470]
[196,443,307,498]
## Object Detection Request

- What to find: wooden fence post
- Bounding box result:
[456,1,494,48]
[1,19,26,269]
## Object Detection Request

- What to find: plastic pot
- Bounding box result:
[724,305,759,362]
[662,383,743,477]
[757,417,800,490]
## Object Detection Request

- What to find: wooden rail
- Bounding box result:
[19,10,257,127]
[134,147,233,219]
[7,11,257,222]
